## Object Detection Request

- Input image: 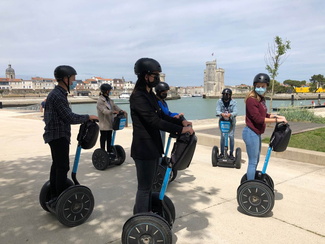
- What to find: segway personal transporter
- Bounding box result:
[92,111,126,170]
[237,122,291,216]
[152,133,178,192]
[212,117,241,168]
[39,120,99,227]
[122,132,197,244]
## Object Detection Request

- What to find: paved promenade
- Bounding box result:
[0,109,324,244]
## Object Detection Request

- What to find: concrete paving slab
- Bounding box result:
[0,110,324,244]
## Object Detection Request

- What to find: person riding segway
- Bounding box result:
[40,65,98,226]
[91,84,126,170]
[153,82,185,191]
[212,88,241,168]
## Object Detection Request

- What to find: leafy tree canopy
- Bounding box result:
[283,79,306,88]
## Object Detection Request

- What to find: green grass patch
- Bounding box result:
[278,107,325,123]
[262,127,325,152]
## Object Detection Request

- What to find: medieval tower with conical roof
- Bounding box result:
[203,60,224,97]
[6,64,15,79]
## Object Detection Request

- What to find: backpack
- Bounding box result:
[270,122,291,152]
[113,111,127,130]
[77,120,99,149]
[170,133,197,170]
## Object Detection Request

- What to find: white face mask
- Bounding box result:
[255,87,266,95]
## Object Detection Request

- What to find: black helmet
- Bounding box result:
[134,58,162,75]
[100,84,112,93]
[54,65,77,81]
[253,73,270,86]
[221,88,232,95]
[155,82,170,95]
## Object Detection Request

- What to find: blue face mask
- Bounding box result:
[69,81,77,90]
[255,87,266,96]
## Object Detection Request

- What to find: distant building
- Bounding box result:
[203,60,224,97]
[32,77,56,90]
[160,73,166,82]
[6,64,15,79]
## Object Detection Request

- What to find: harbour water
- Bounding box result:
[71,97,325,121]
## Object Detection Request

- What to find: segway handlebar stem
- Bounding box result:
[71,145,82,185]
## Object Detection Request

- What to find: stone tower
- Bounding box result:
[6,64,15,79]
[203,60,224,97]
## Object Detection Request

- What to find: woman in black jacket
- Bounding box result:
[130,57,194,213]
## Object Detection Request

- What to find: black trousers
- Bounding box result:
[134,158,159,214]
[48,137,70,198]
[100,130,113,152]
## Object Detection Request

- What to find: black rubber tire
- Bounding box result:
[152,164,165,192]
[152,165,177,192]
[170,168,178,182]
[237,180,275,217]
[151,192,176,226]
[240,171,275,189]
[92,148,109,170]
[121,213,172,244]
[39,179,74,212]
[56,186,94,227]
[212,146,219,167]
[114,145,126,165]
[235,147,241,169]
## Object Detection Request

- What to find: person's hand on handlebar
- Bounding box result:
[277,116,287,123]
[181,126,194,135]
[182,120,192,127]
[89,115,99,121]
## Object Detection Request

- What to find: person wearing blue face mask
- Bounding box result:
[43,65,98,208]
[242,73,287,180]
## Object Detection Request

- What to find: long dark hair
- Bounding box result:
[132,75,147,95]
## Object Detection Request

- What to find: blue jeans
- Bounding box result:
[220,126,235,155]
[242,126,261,180]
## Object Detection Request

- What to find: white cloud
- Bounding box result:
[0,0,324,86]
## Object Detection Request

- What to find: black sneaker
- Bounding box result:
[218,154,224,159]
[229,154,235,160]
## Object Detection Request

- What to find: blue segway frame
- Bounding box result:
[219,120,232,150]
[111,117,126,146]
[72,146,82,185]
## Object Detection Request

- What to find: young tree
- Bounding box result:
[265,36,291,110]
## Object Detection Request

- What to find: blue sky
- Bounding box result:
[1,0,324,87]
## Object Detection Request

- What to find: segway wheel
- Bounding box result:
[114,145,126,165]
[56,186,94,227]
[240,171,275,189]
[152,164,166,192]
[152,192,176,226]
[235,147,241,169]
[39,179,74,212]
[152,165,177,192]
[212,146,219,167]
[92,148,109,170]
[121,213,172,244]
[237,181,274,217]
